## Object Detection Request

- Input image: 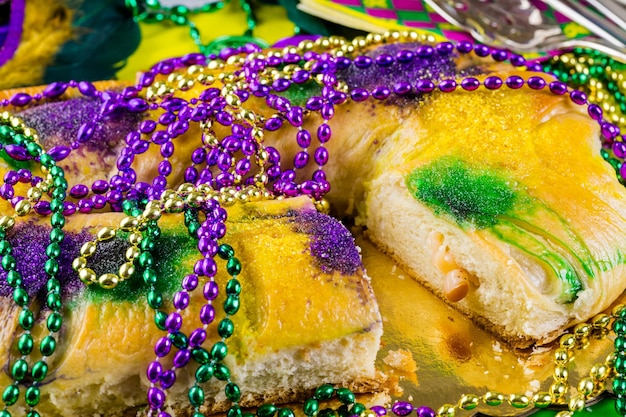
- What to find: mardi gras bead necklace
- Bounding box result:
[3,30,626,417]
[125,0,269,56]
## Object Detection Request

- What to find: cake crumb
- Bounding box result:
[383,349,418,373]
[492,341,502,353]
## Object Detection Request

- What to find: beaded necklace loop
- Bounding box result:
[2,30,626,417]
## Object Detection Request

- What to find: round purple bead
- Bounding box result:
[182,274,199,291]
[159,370,176,390]
[438,79,457,93]
[306,96,324,111]
[601,121,619,139]
[588,104,603,120]
[147,387,165,409]
[372,86,391,100]
[391,401,413,416]
[194,257,217,277]
[165,312,182,332]
[200,304,216,325]
[483,76,503,90]
[375,54,394,67]
[393,81,412,96]
[415,406,436,417]
[370,406,387,416]
[354,55,373,69]
[505,75,524,89]
[297,130,312,148]
[350,88,369,102]
[173,349,190,368]
[317,124,332,143]
[47,146,71,162]
[491,49,509,62]
[294,151,309,169]
[91,195,107,209]
[203,280,219,300]
[189,328,207,348]
[416,45,434,58]
[436,42,454,54]
[510,54,526,67]
[43,82,68,98]
[396,49,414,63]
[314,146,329,166]
[416,79,435,93]
[549,81,568,95]
[173,291,190,310]
[569,90,588,105]
[456,40,473,53]
[78,81,97,97]
[461,77,480,91]
[146,361,162,383]
[527,76,546,90]
[613,140,626,158]
[154,337,172,357]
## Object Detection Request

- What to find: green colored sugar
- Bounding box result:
[84,227,197,303]
[406,157,517,229]
[277,81,322,107]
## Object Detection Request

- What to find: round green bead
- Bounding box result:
[303,398,319,417]
[195,363,214,383]
[24,386,40,407]
[48,165,64,178]
[6,271,20,287]
[617,356,626,374]
[277,408,295,417]
[144,269,158,286]
[0,125,14,138]
[0,409,11,417]
[242,412,255,417]
[122,200,135,214]
[226,257,242,276]
[13,287,29,306]
[154,310,167,330]
[147,289,162,309]
[227,405,243,417]
[51,189,66,201]
[218,244,235,260]
[351,404,366,415]
[615,318,626,334]
[147,226,161,239]
[0,240,11,255]
[44,259,59,276]
[46,292,62,311]
[50,213,65,228]
[138,252,153,268]
[211,341,228,361]
[53,177,67,190]
[47,312,63,332]
[2,385,19,406]
[11,359,28,381]
[140,237,155,252]
[46,278,60,293]
[49,199,63,214]
[224,295,240,315]
[19,309,34,330]
[26,411,40,417]
[31,361,48,382]
[188,386,204,407]
[336,388,355,405]
[26,142,42,157]
[314,384,334,401]
[225,382,241,402]
[226,279,241,296]
[616,395,626,415]
[214,363,231,381]
[169,331,188,349]
[317,409,335,417]
[193,413,204,417]
[192,347,210,364]
[2,254,16,270]
[40,335,57,356]
[218,318,234,338]
[50,228,64,243]
[18,333,34,355]
[12,134,26,146]
[257,403,277,417]
[187,222,200,237]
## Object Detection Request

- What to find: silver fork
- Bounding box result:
[424,0,626,62]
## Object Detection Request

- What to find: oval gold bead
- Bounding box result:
[315,198,331,214]
[549,381,568,398]
[613,304,626,318]
[177,183,195,195]
[483,391,504,406]
[591,313,611,329]
[508,394,529,409]
[187,64,205,74]
[186,192,205,207]
[559,334,576,349]
[142,207,162,221]
[78,268,97,284]
[98,273,119,289]
[458,394,479,410]
[166,73,182,83]
[177,78,195,91]
[555,411,573,417]
[553,365,568,382]
[120,217,139,232]
[72,256,87,271]
[125,246,141,261]
[531,392,552,408]
[590,363,610,381]
[0,111,11,121]
[160,190,177,201]
[164,197,185,213]
[207,60,224,70]
[554,347,569,364]
[577,377,595,396]
[568,394,585,413]
[97,227,116,241]
[15,199,31,216]
[128,232,143,246]
[80,241,97,257]
[606,352,617,367]
[573,323,591,339]
[26,187,42,201]
[119,262,135,280]
[436,404,455,417]
[254,173,268,187]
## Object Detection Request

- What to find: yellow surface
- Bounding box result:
[117,2,295,82]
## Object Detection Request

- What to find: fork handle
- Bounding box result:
[542,0,626,48]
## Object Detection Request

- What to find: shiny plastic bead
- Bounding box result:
[458,394,479,410]
[18,333,33,355]
[195,363,214,383]
[225,382,241,402]
[257,404,277,417]
[18,309,34,330]
[391,401,413,415]
[3,384,19,405]
[24,386,40,407]
[211,341,228,361]
[218,318,235,338]
[508,394,529,409]
[483,391,504,406]
[11,359,28,381]
[436,404,455,417]
[314,384,334,401]
[336,388,355,404]
[188,386,204,407]
[224,295,240,315]
[40,335,57,356]
[532,392,552,408]
[213,362,230,380]
[31,361,48,382]
[303,398,319,416]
